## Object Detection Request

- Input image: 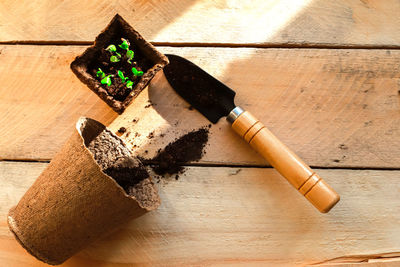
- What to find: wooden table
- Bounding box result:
[1,1,400,266]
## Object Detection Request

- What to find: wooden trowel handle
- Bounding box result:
[230,109,340,213]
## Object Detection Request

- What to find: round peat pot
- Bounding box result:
[8,117,160,265]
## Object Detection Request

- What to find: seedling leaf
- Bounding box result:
[132,67,144,77]
[96,68,106,78]
[119,38,130,50]
[105,44,117,52]
[126,50,134,63]
[117,70,127,82]
[110,55,120,63]
[126,80,134,89]
[101,75,113,86]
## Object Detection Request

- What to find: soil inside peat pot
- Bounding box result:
[141,127,210,178]
[86,126,157,204]
[88,36,153,102]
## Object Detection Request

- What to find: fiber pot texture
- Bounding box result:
[7,117,160,265]
[70,14,169,114]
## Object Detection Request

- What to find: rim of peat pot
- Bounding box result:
[71,14,169,114]
[8,117,160,265]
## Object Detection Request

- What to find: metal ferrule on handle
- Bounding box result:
[227,106,340,213]
[227,106,245,123]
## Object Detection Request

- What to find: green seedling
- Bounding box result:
[96,68,106,78]
[119,38,130,50]
[117,70,128,83]
[126,50,134,63]
[110,55,120,63]
[105,44,117,52]
[106,44,122,63]
[132,67,144,77]
[117,70,134,90]
[101,74,113,86]
[126,80,134,89]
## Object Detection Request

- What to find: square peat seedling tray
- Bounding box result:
[71,14,169,114]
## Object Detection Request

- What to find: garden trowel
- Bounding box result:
[163,54,340,213]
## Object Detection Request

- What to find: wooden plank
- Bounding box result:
[1,161,400,266]
[1,46,399,168]
[1,0,400,47]
[110,47,400,169]
[0,45,117,160]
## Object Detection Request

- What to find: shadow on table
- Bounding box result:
[72,0,379,264]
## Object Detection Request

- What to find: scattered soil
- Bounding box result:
[141,128,209,178]
[118,127,126,134]
[87,128,158,205]
[364,120,373,126]
[338,144,348,150]
[88,37,153,102]
[147,131,155,139]
[229,169,242,176]
[144,100,154,108]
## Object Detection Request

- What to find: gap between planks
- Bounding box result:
[1,0,400,47]
[2,159,400,172]
[2,41,400,50]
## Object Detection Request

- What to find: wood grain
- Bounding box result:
[313,252,400,266]
[1,1,399,266]
[0,45,117,160]
[1,45,399,168]
[110,47,400,169]
[1,0,400,47]
[1,161,399,266]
